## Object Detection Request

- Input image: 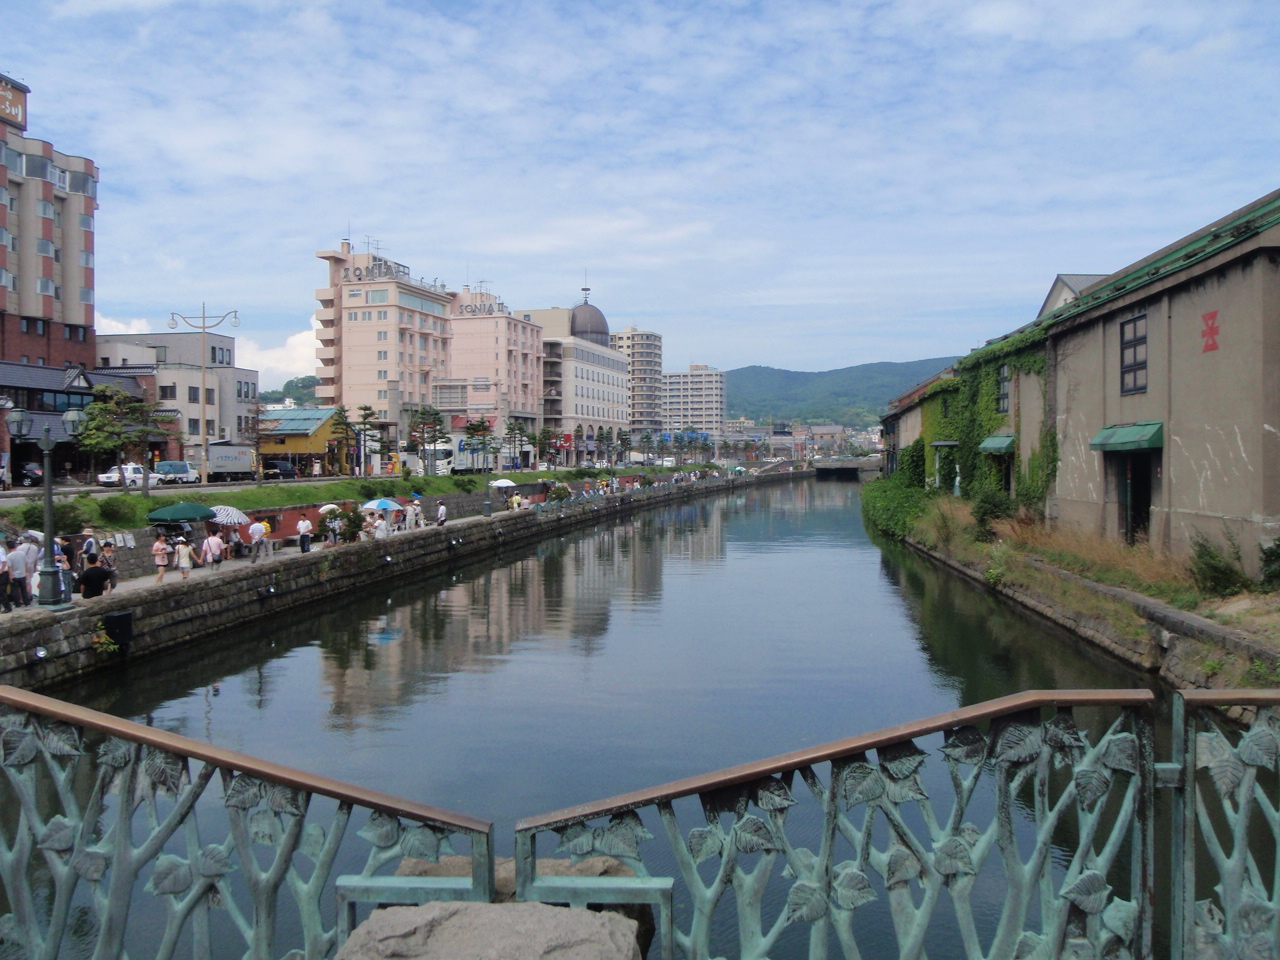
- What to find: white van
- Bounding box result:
[156,461,201,484]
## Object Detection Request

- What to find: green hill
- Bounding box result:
[725,357,959,428]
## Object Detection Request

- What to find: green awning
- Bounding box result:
[1089,421,1164,452]
[978,434,1016,455]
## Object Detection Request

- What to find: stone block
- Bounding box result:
[335,901,640,960]
[397,856,654,956]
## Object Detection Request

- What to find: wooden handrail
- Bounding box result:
[0,685,491,835]
[1179,689,1280,706]
[516,689,1155,833]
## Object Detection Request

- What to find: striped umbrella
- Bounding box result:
[211,505,251,526]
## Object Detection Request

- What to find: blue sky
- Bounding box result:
[6,0,1279,386]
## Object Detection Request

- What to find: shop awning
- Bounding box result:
[978,434,1016,455]
[1089,421,1164,452]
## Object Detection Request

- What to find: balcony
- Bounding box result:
[315,345,336,362]
[314,383,337,399]
[315,306,337,323]
[314,288,336,303]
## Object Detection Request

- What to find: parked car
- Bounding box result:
[261,461,299,481]
[155,461,201,484]
[97,464,162,488]
[17,462,42,487]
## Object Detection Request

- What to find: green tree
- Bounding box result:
[672,432,687,465]
[599,427,614,467]
[81,386,176,497]
[464,417,494,472]
[639,431,654,463]
[573,424,585,465]
[409,406,449,475]
[617,429,632,465]
[503,419,526,470]
[536,427,557,465]
[330,405,358,476]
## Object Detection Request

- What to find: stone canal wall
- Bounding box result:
[902,538,1280,720]
[0,471,812,690]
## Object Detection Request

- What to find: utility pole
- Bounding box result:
[168,306,240,483]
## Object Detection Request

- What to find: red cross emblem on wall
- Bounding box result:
[1202,311,1220,352]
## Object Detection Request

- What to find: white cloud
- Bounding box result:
[234,319,318,390]
[94,313,153,335]
[12,0,1280,372]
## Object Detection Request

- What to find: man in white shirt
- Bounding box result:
[0,541,10,613]
[436,501,447,526]
[248,520,268,564]
[297,514,314,553]
[6,539,29,608]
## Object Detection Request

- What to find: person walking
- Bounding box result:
[373,513,389,539]
[6,539,29,607]
[0,540,11,613]
[202,530,225,568]
[79,552,111,600]
[436,500,447,526]
[100,541,119,593]
[248,519,268,563]
[152,533,172,583]
[79,528,100,573]
[297,513,314,553]
[174,537,200,579]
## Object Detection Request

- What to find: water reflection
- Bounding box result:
[51,481,1151,840]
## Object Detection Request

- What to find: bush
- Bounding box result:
[338,508,364,543]
[21,500,89,535]
[97,494,138,526]
[357,482,378,501]
[547,484,572,503]
[639,475,655,488]
[1261,540,1280,590]
[1190,529,1251,597]
[971,488,1015,543]
[452,476,478,493]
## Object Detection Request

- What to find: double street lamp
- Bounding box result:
[4,404,88,607]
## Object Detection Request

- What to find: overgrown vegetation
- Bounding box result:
[1190,529,1251,598]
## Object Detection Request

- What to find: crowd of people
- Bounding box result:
[7,471,730,607]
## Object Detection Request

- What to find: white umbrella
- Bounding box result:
[318,503,342,514]
[489,478,517,488]
[211,505,251,526]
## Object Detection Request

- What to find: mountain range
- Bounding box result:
[724,357,959,428]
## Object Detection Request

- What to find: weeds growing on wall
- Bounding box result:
[1190,528,1252,597]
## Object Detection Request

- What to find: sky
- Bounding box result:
[6,0,1280,387]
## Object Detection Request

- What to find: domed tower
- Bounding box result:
[569,288,610,347]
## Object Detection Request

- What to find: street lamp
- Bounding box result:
[168,306,239,483]
[6,407,87,607]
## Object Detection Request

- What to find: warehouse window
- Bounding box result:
[996,366,1010,414]
[1121,316,1147,395]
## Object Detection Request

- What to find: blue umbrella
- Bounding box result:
[361,498,400,511]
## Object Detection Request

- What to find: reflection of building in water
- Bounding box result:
[319,500,730,727]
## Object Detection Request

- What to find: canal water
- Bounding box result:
[47,478,1166,957]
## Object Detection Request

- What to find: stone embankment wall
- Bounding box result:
[0,472,811,690]
[904,539,1278,721]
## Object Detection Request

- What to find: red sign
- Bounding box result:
[1202,311,1220,352]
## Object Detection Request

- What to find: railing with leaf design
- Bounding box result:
[0,685,493,960]
[515,690,1158,960]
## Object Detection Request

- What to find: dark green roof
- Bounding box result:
[1089,421,1163,452]
[978,434,1016,454]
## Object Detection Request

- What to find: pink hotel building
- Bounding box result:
[314,244,543,442]
[0,74,99,368]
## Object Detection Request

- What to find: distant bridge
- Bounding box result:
[813,455,882,480]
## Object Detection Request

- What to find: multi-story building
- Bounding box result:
[522,291,629,464]
[609,326,663,434]
[664,364,725,437]
[446,285,542,436]
[314,241,453,442]
[96,331,260,458]
[0,74,99,367]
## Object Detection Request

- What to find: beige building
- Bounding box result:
[609,326,663,433]
[96,331,260,450]
[664,364,725,437]
[445,285,542,435]
[1,74,99,367]
[523,291,629,463]
[314,242,453,440]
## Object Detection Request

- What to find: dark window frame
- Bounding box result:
[1120,315,1148,395]
[996,365,1010,414]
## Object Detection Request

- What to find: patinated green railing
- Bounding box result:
[0,686,493,960]
[4,686,1280,959]
[515,690,1158,960]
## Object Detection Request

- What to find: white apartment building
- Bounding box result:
[609,326,663,434]
[445,285,542,435]
[664,364,726,437]
[523,291,629,463]
[96,331,260,449]
[314,242,452,441]
[1,73,99,367]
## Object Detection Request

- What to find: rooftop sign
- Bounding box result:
[0,74,29,131]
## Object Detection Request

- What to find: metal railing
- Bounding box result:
[5,684,1280,958]
[0,686,493,960]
